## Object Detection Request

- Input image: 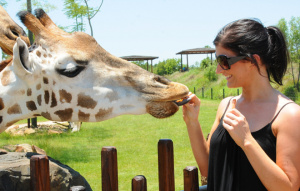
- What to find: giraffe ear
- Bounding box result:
[13,37,32,74]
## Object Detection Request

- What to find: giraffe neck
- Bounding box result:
[0,68,39,132]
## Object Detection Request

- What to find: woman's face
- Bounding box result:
[215,45,252,88]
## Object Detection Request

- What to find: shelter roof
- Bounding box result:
[176,48,215,55]
[120,55,159,61]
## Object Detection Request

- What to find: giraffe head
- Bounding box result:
[0,5,30,55]
[0,9,189,132]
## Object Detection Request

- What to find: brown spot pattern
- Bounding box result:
[0,116,2,124]
[36,84,41,90]
[54,108,73,121]
[43,77,49,84]
[41,112,52,120]
[95,108,113,121]
[1,70,11,86]
[48,54,52,58]
[6,120,19,127]
[36,51,41,57]
[27,88,32,96]
[37,95,42,106]
[26,101,37,111]
[43,54,47,58]
[44,91,50,104]
[77,93,97,109]
[78,110,90,121]
[59,90,72,103]
[0,98,4,110]
[51,92,57,108]
[7,103,22,114]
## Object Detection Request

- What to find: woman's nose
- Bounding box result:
[215,64,223,74]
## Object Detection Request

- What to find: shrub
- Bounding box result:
[283,86,298,101]
[204,65,218,81]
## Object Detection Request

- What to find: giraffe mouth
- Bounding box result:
[145,101,180,118]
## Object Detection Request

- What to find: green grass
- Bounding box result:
[0,99,219,191]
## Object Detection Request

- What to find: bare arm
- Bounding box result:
[223,103,300,190]
[183,95,231,177]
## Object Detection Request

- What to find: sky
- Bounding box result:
[3,0,300,65]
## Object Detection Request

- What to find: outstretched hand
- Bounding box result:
[222,99,253,148]
[182,93,200,124]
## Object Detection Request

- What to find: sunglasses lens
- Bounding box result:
[217,56,229,70]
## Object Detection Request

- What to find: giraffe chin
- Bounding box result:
[146,101,179,119]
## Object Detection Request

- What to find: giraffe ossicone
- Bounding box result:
[0,9,189,133]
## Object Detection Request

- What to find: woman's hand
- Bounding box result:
[182,93,201,124]
[223,99,253,148]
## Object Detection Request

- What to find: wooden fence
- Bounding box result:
[29,139,200,191]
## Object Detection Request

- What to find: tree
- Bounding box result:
[277,17,300,90]
[64,0,103,36]
[278,18,295,87]
[155,58,181,75]
[0,0,7,7]
[289,17,300,90]
[16,0,56,13]
[83,0,103,36]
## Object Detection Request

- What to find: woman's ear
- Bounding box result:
[252,54,261,65]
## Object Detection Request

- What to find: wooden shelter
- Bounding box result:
[176,48,215,70]
[120,55,158,73]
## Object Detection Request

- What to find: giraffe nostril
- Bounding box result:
[154,75,170,85]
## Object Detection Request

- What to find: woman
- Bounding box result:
[183,19,300,191]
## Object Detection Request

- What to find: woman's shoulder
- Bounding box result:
[274,96,300,134]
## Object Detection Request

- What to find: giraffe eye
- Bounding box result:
[56,65,85,78]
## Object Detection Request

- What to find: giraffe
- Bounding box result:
[0,5,30,56]
[0,9,189,133]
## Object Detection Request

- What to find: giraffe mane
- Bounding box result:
[0,58,12,72]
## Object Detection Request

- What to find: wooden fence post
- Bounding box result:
[202,87,204,98]
[30,155,50,191]
[183,166,199,191]
[211,88,213,99]
[158,139,175,191]
[101,146,118,191]
[223,88,225,99]
[132,175,147,191]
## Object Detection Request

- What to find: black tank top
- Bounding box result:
[207,99,293,191]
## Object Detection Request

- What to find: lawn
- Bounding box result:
[0,99,219,191]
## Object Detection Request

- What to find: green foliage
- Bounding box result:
[204,64,218,81]
[63,0,103,35]
[64,0,88,32]
[200,57,211,69]
[284,86,298,101]
[132,61,147,70]
[0,0,7,6]
[155,58,181,75]
[16,0,56,13]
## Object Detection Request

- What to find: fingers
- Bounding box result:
[231,98,236,109]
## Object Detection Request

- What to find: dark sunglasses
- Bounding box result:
[216,54,247,70]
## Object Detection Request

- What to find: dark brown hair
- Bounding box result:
[213,18,289,85]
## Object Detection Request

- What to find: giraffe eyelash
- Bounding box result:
[55,65,85,78]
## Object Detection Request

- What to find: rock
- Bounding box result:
[2,145,17,152]
[0,149,7,155]
[31,145,47,155]
[0,152,92,191]
[48,130,62,134]
[15,144,33,153]
[24,128,36,135]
